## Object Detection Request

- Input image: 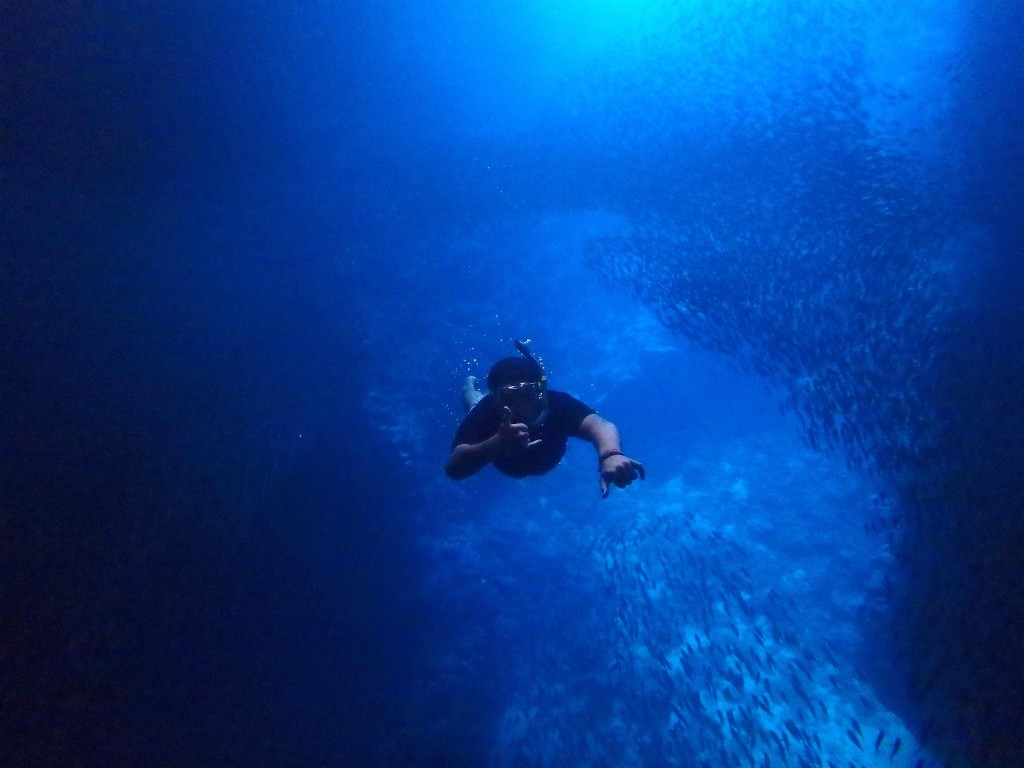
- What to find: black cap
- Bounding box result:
[486,356,543,392]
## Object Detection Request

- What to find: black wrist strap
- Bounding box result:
[599,449,624,463]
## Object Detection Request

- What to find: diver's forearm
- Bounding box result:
[579,414,622,456]
[445,437,498,480]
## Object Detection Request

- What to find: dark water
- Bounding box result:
[3,2,1022,766]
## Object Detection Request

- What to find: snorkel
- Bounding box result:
[513,339,549,429]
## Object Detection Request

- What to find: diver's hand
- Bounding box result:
[599,453,646,498]
[492,406,542,457]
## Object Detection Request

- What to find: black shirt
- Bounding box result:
[451,390,596,477]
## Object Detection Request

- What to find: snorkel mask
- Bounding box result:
[494,339,549,429]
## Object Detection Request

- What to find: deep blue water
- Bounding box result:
[3,2,1022,767]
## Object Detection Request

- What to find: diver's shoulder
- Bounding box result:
[471,392,501,416]
[548,389,595,409]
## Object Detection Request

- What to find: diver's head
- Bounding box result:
[487,356,548,427]
[487,356,542,392]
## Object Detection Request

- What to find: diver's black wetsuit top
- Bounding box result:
[452,390,596,477]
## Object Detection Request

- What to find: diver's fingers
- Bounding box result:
[501,407,512,428]
[527,438,543,449]
[633,461,646,480]
[600,474,609,499]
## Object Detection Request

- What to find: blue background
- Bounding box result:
[3,1,1022,766]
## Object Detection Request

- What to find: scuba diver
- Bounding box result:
[445,340,645,498]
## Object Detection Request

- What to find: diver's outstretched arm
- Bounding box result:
[578,413,646,498]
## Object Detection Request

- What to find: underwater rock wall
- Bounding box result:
[424,433,937,767]
[581,3,1023,763]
